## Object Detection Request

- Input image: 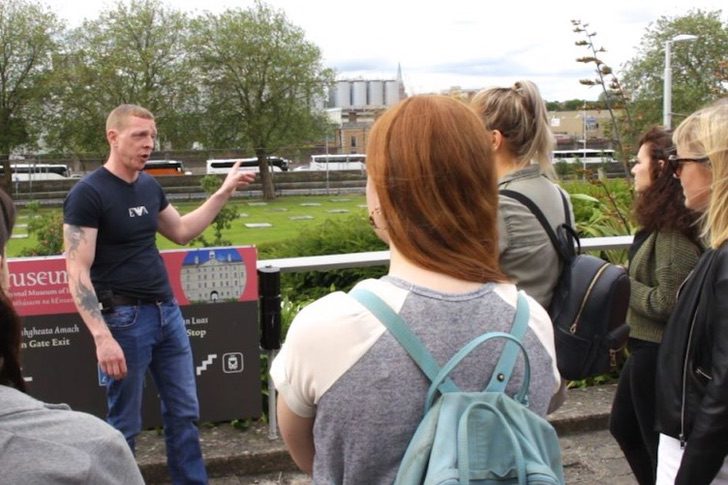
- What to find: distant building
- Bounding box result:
[549,109,619,149]
[322,72,619,156]
[328,64,406,109]
[439,86,481,102]
[322,66,407,155]
[417,87,617,150]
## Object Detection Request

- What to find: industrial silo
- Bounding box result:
[335,81,351,108]
[368,80,385,106]
[385,80,400,106]
[352,80,368,107]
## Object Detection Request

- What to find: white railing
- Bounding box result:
[257,234,633,438]
[257,235,633,438]
[257,235,634,272]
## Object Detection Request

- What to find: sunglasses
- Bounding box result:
[667,154,711,175]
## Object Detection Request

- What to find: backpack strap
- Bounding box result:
[485,291,530,394]
[349,287,459,394]
[351,287,533,410]
[559,189,572,226]
[424,292,532,410]
[500,188,580,261]
[500,189,562,252]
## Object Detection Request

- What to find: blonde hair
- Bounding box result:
[673,99,728,248]
[366,95,505,283]
[106,104,154,132]
[471,80,555,177]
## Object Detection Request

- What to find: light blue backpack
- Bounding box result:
[350,288,564,485]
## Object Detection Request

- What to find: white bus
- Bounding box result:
[305,153,366,171]
[206,156,290,174]
[1,163,71,181]
[552,149,617,165]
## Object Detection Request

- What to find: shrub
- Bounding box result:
[19,202,64,257]
[258,213,388,301]
[562,179,634,264]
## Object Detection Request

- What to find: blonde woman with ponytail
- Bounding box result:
[472,80,574,310]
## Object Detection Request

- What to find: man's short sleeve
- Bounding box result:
[154,176,170,212]
[63,182,102,228]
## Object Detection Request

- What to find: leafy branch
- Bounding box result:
[572,19,635,176]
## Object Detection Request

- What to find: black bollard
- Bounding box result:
[258,266,281,351]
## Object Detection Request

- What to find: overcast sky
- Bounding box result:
[43,0,725,101]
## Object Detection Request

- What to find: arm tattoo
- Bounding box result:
[64,225,85,260]
[75,279,103,320]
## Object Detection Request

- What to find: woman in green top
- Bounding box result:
[609,127,702,485]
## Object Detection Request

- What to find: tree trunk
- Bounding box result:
[0,156,12,196]
[257,150,276,200]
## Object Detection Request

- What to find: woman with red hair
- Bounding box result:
[272,95,561,483]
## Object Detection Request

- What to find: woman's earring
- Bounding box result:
[369,207,385,230]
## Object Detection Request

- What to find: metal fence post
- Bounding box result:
[258,266,281,440]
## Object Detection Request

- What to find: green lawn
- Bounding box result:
[7,194,368,258]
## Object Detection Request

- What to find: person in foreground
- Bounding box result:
[655,99,728,485]
[609,127,702,485]
[270,95,560,483]
[471,80,574,310]
[63,104,255,484]
[0,189,144,484]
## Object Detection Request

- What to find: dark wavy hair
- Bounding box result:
[0,188,25,391]
[633,127,700,241]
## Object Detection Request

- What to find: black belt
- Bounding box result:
[111,294,167,306]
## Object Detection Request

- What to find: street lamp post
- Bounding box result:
[663,34,698,129]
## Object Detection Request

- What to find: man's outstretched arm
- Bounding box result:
[157,160,256,245]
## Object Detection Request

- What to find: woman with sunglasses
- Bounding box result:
[609,127,702,485]
[655,100,728,485]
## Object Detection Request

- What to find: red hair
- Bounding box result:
[367,96,505,283]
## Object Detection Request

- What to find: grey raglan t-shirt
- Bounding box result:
[0,385,144,484]
[271,277,560,484]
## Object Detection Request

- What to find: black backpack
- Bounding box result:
[500,188,631,380]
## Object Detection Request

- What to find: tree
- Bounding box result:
[0,0,62,191]
[621,9,728,134]
[189,1,334,200]
[44,0,200,157]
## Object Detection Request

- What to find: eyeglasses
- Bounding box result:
[667,154,711,176]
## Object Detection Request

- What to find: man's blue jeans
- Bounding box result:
[103,299,207,485]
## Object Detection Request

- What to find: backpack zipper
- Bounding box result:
[569,262,609,334]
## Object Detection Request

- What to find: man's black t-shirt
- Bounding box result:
[63,167,172,300]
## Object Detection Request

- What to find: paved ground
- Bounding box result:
[195,429,635,484]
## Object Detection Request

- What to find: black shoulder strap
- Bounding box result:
[558,189,572,226]
[500,188,578,261]
[500,189,561,251]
